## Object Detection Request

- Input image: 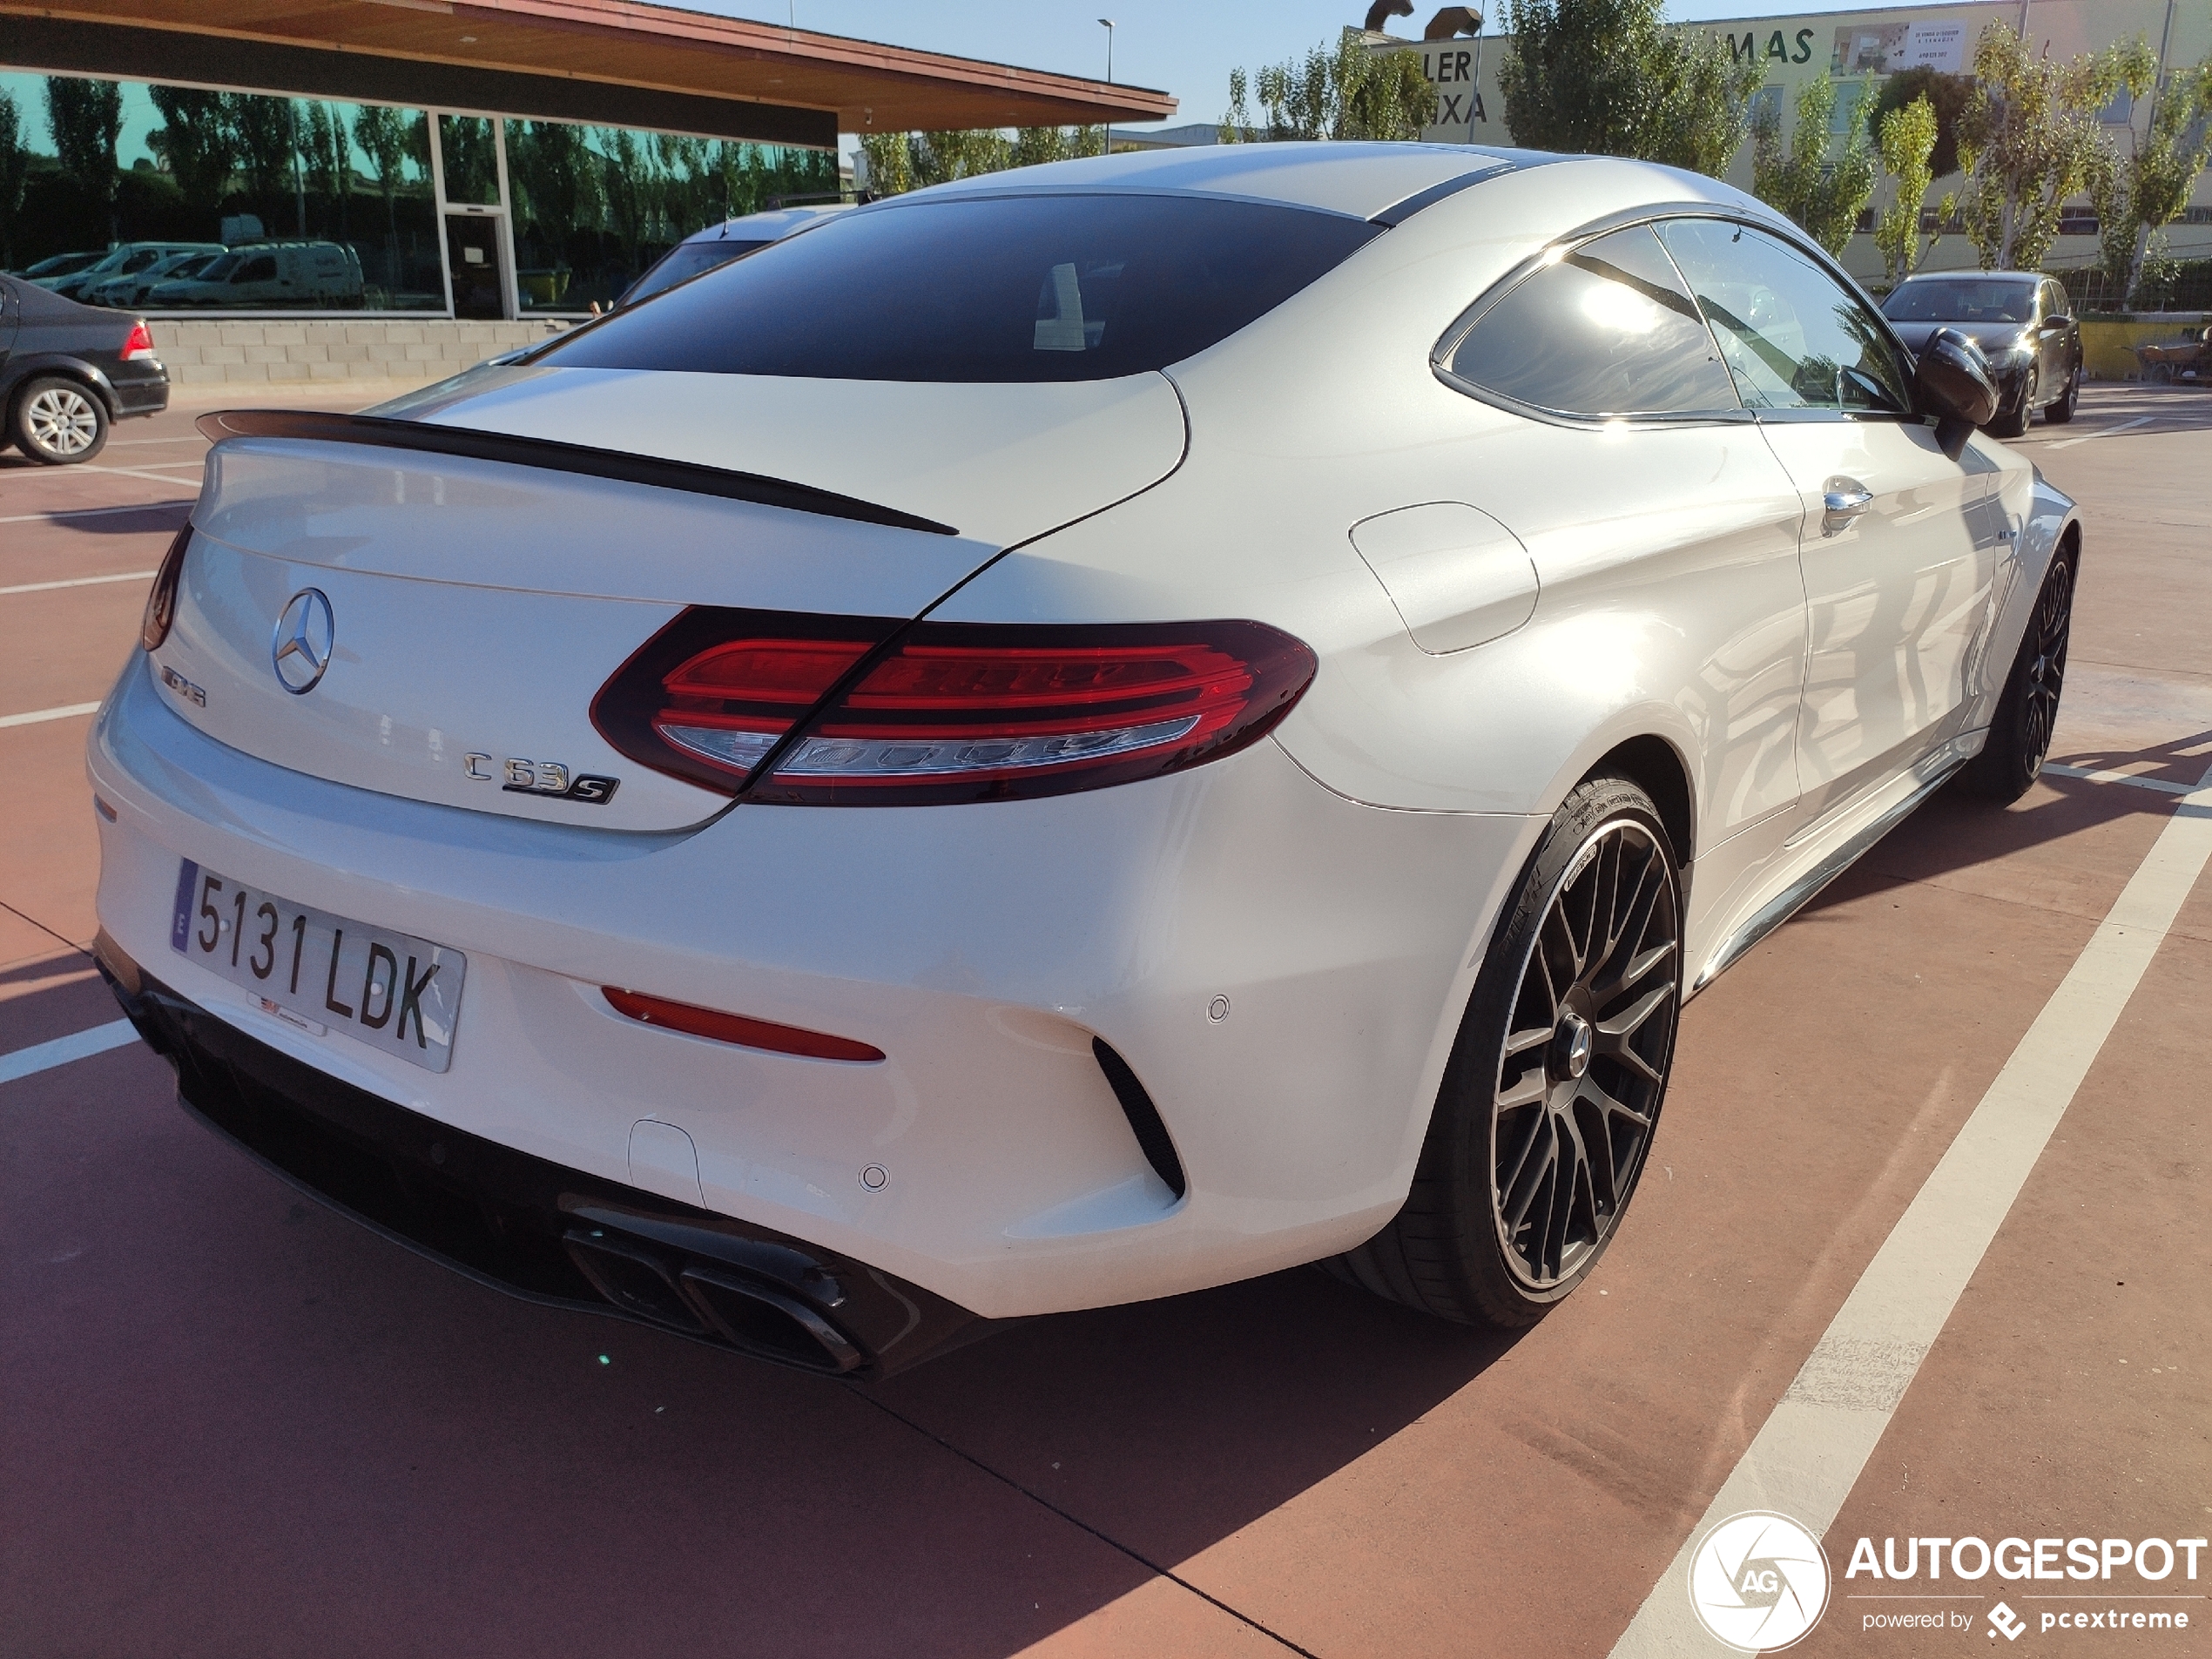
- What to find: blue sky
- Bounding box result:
[682,1,1932,142]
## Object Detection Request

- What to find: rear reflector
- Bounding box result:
[604,987,885,1063]
[592,610,1317,806]
[122,319,156,361]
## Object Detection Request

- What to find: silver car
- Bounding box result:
[99,146,2068,1376]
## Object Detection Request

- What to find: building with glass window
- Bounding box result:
[1368,0,2212,285]
[0,0,1172,379]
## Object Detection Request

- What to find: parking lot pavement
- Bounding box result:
[3,386,2206,1657]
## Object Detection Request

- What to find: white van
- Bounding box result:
[149,241,365,308]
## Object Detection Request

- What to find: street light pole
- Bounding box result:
[1099,18,1115,160]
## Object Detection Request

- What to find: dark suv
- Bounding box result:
[1880,271,2082,437]
[1,275,170,463]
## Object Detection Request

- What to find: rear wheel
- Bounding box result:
[2045,362,2080,423]
[1966,549,2074,804]
[1333,774,1682,1327]
[12,377,109,464]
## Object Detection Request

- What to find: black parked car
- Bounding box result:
[1881,271,2082,437]
[0,275,170,463]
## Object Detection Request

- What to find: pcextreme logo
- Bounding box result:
[1687,1511,1831,1652]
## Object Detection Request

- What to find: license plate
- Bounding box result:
[169,860,466,1073]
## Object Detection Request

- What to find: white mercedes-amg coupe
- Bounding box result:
[93,144,2076,1375]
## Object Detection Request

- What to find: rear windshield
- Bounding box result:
[1882,279,2037,323]
[622,239,772,307]
[540,192,1385,382]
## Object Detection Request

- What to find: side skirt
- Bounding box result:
[1689,745,1974,997]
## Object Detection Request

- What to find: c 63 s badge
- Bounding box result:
[463,752,620,805]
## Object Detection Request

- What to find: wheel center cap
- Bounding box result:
[1553,1015,1593,1082]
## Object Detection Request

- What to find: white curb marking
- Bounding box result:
[0,570,157,597]
[1609,763,2212,1657]
[2043,415,2155,450]
[0,702,103,729]
[0,1019,139,1087]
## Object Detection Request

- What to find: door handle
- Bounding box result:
[1821,482,1873,537]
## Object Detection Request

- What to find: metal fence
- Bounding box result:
[2056,261,2212,315]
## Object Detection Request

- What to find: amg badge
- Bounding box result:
[463,752,620,805]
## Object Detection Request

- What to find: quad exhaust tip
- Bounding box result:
[563,1227,866,1374]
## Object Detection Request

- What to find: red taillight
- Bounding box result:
[141,526,191,651]
[604,987,884,1062]
[121,319,156,361]
[592,610,897,793]
[591,609,1318,806]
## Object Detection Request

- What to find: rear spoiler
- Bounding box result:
[195,408,959,537]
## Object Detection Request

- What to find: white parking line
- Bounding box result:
[2043,415,2156,450]
[0,1019,139,1087]
[0,570,157,597]
[1609,762,2212,1658]
[2045,761,2201,796]
[0,500,191,526]
[75,462,207,486]
[0,702,103,729]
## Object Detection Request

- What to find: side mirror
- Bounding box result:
[1914,327,1999,459]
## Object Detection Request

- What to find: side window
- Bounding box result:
[238,256,278,283]
[1656,219,1912,415]
[1447,223,1740,418]
[2043,280,2071,321]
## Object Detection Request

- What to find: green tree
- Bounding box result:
[43,74,124,239]
[1220,32,1433,143]
[1495,0,1760,178]
[1010,125,1104,167]
[908,128,1013,186]
[351,104,421,286]
[853,125,1101,197]
[1751,73,1878,258]
[231,93,300,233]
[1864,67,1973,180]
[855,130,911,197]
[1873,94,1939,287]
[1954,22,2155,271]
[300,102,350,239]
[0,90,29,268]
[2093,54,2212,308]
[148,85,238,236]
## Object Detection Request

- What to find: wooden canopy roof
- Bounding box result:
[0,0,1178,132]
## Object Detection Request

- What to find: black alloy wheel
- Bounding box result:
[1967,550,2074,804]
[2046,361,2080,423]
[1332,773,1682,1327]
[1989,366,2037,439]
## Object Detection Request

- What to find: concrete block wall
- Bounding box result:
[147,319,569,387]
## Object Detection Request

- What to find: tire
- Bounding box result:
[1988,368,2035,438]
[2148,362,2175,385]
[11,376,110,464]
[2045,361,2080,423]
[1966,547,2074,804]
[1332,773,1683,1328]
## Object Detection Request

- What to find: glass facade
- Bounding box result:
[0,69,835,315]
[503,120,835,313]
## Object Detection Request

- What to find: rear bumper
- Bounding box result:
[96,935,982,1378]
[111,368,169,418]
[88,652,1539,1318]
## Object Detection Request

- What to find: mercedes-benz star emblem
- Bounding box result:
[272,588,334,695]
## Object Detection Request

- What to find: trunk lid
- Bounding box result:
[157,369,1185,833]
